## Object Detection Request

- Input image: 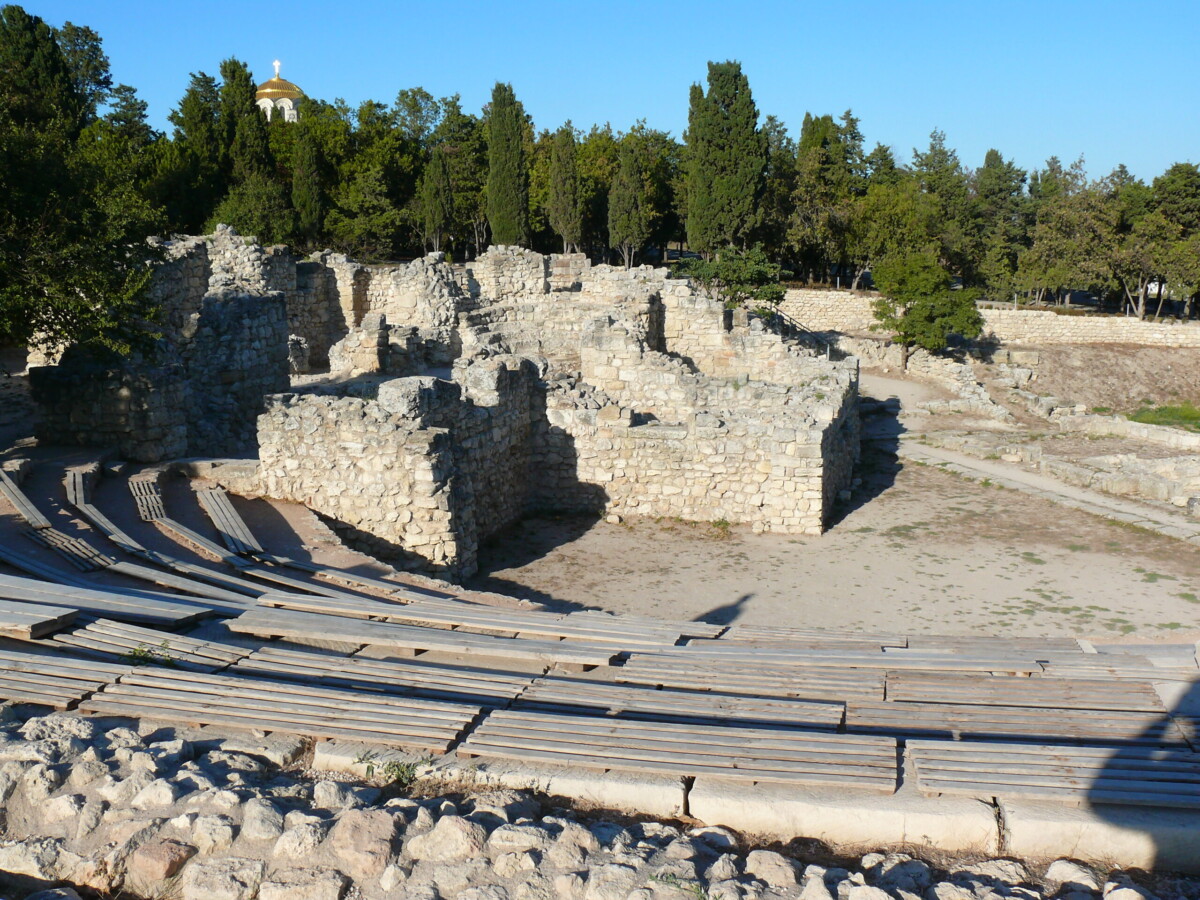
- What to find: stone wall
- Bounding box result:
[30,228,290,461]
[257,356,542,577]
[780,289,1200,347]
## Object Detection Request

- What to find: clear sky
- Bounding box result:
[25,0,1198,181]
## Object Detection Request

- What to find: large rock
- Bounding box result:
[745,850,799,889]
[487,823,554,854]
[405,814,487,862]
[258,866,349,900]
[326,808,399,878]
[0,836,66,879]
[180,857,266,900]
[20,715,97,743]
[242,797,285,840]
[583,863,642,900]
[274,822,327,859]
[193,814,237,854]
[1044,860,1101,894]
[124,839,197,885]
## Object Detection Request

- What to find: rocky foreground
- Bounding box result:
[0,707,1191,900]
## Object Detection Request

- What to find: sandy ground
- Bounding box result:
[468,371,1200,642]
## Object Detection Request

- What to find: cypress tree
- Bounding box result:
[547,123,582,252]
[417,145,453,252]
[292,129,324,249]
[684,60,766,253]
[218,58,271,182]
[485,81,529,247]
[608,137,648,269]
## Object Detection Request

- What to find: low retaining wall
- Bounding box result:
[780,290,1200,348]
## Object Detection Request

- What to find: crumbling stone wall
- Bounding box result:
[30,228,290,461]
[257,356,542,577]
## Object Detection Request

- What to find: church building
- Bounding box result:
[255,61,303,122]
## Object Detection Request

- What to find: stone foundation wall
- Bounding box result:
[780,289,1200,347]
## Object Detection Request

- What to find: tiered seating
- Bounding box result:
[228,607,620,668]
[885,671,1166,712]
[458,709,897,790]
[80,669,480,753]
[0,598,76,639]
[0,573,209,627]
[50,619,252,672]
[0,647,132,708]
[909,739,1200,808]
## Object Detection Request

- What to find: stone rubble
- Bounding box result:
[0,707,1189,900]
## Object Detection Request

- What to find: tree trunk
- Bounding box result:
[900,342,910,372]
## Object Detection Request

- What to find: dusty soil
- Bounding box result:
[470,441,1200,642]
[1009,345,1200,413]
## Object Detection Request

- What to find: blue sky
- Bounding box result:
[27,0,1198,181]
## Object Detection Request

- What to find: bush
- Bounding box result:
[672,246,784,309]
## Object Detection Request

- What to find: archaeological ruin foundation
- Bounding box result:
[26,228,860,577]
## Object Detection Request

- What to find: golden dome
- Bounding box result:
[256,61,303,101]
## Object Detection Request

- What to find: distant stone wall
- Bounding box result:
[780,289,1200,347]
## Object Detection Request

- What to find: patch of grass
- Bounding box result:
[123,640,177,668]
[850,526,876,534]
[1065,543,1089,552]
[1128,402,1200,433]
[1178,592,1199,604]
[708,518,733,539]
[1140,571,1176,583]
[1020,551,1047,565]
[1092,406,1112,414]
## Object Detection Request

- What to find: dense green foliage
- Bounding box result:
[1128,402,1200,433]
[3,3,1200,358]
[485,82,529,247]
[871,250,984,365]
[673,247,784,311]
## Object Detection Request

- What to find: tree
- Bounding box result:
[911,129,977,279]
[0,5,162,355]
[1152,162,1200,236]
[608,137,649,268]
[326,163,401,260]
[973,149,1028,301]
[416,145,453,252]
[207,173,294,244]
[577,124,619,257]
[157,71,224,232]
[756,114,796,260]
[673,246,783,310]
[432,95,488,258]
[547,123,582,252]
[219,58,272,183]
[684,60,766,253]
[292,129,324,249]
[52,21,110,121]
[871,249,983,369]
[485,81,529,246]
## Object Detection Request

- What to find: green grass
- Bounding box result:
[1128,402,1200,433]
[1178,592,1198,604]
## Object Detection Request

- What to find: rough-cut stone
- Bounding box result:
[1044,860,1101,894]
[180,856,266,900]
[125,839,197,885]
[488,823,554,854]
[406,814,488,862]
[583,863,641,900]
[326,808,398,878]
[258,866,349,900]
[193,814,236,854]
[241,797,285,840]
[745,850,799,889]
[274,822,327,859]
[131,777,181,809]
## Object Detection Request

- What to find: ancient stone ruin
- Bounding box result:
[28,230,860,578]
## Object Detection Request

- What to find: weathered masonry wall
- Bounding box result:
[780,289,1200,347]
[257,356,543,577]
[30,229,289,461]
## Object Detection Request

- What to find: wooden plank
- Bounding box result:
[25,528,114,572]
[0,573,211,626]
[72,502,148,555]
[228,608,618,667]
[0,468,52,530]
[196,488,264,555]
[0,647,136,680]
[668,644,1042,673]
[885,672,1166,713]
[849,700,1188,745]
[105,562,256,609]
[0,598,77,639]
[719,624,907,647]
[253,554,443,601]
[128,476,166,521]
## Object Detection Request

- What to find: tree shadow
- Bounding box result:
[692,592,754,626]
[1087,675,1200,874]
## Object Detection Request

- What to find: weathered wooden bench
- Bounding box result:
[195,488,264,555]
[0,598,76,640]
[50,618,252,672]
[909,738,1200,808]
[228,607,619,668]
[0,467,52,530]
[80,668,481,754]
[848,699,1191,745]
[234,645,535,706]
[0,573,211,627]
[601,654,886,701]
[672,643,1044,674]
[515,675,846,730]
[457,708,898,790]
[885,671,1166,712]
[0,646,132,709]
